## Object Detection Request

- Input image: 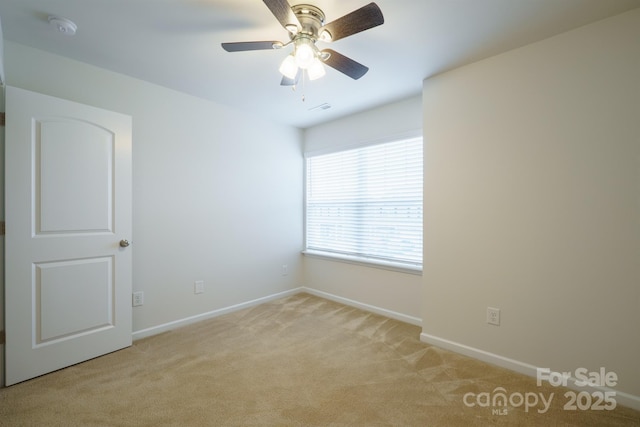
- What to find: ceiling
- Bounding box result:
[1,0,639,129]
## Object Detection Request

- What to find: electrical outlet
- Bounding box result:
[487,307,500,326]
[132,291,144,307]
[194,280,204,294]
[281,264,288,276]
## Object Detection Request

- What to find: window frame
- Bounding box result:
[302,130,423,275]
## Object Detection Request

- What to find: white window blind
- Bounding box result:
[305,137,423,269]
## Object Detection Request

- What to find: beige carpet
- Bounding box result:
[1,293,638,426]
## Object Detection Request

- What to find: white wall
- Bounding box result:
[3,42,303,334]
[422,8,640,402]
[303,96,423,322]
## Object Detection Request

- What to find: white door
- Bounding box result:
[4,86,133,386]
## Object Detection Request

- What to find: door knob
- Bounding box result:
[119,239,130,248]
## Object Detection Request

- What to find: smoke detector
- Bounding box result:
[48,16,77,36]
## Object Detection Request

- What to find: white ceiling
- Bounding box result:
[1,0,638,129]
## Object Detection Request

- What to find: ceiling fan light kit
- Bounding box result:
[222,0,384,86]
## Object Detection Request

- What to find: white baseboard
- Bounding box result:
[420,332,640,412]
[131,288,302,340]
[301,287,422,327]
[132,286,422,342]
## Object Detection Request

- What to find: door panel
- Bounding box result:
[5,86,132,386]
[36,257,114,344]
[37,119,114,234]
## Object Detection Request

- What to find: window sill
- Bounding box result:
[302,249,423,276]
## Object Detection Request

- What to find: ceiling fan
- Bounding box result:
[221,0,384,85]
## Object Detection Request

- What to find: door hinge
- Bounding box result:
[0,330,5,345]
[0,112,5,127]
[0,221,4,236]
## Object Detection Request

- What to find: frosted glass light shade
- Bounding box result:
[294,42,315,69]
[279,55,298,79]
[307,58,326,80]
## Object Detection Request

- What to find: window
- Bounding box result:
[304,136,423,272]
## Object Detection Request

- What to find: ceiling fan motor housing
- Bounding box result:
[291,4,326,40]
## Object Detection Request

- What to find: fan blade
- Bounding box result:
[280,69,302,86]
[263,0,300,31]
[320,3,384,42]
[221,41,281,52]
[322,49,369,80]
